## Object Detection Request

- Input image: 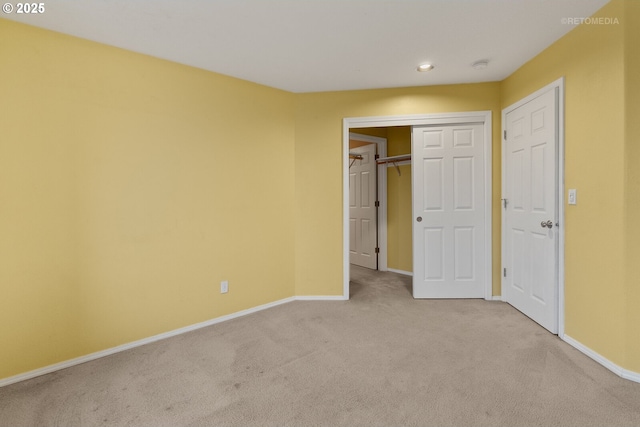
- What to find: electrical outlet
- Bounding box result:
[568,189,577,205]
[220,280,229,294]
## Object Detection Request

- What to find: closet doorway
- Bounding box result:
[348,128,413,275]
[343,112,493,300]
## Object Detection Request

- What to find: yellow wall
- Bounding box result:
[501,0,627,365]
[387,127,411,156]
[294,83,502,296]
[0,19,296,379]
[623,0,640,373]
[386,127,412,272]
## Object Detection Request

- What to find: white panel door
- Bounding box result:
[504,87,558,333]
[412,124,485,298]
[349,144,377,269]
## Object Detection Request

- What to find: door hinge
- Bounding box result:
[375,247,380,254]
[503,268,507,277]
[375,154,380,160]
[502,198,508,209]
[375,201,380,207]
[504,130,507,139]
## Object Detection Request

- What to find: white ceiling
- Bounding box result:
[4,0,610,93]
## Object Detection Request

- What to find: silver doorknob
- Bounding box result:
[417,216,422,222]
[541,220,553,228]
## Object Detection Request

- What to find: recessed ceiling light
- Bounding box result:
[417,63,435,72]
[472,60,489,70]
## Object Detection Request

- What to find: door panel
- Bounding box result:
[453,157,474,209]
[349,144,377,269]
[504,87,558,333]
[424,158,444,210]
[454,227,474,280]
[424,227,444,280]
[412,124,485,298]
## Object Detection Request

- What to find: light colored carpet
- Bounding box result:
[1,265,640,426]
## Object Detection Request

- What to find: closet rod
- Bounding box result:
[349,153,363,168]
[375,154,411,164]
[376,154,411,176]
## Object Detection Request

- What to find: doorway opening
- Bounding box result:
[348,129,413,275]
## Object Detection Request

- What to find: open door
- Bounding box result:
[503,85,559,334]
[349,143,377,269]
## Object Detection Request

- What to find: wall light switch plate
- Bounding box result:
[568,189,577,205]
[220,280,229,294]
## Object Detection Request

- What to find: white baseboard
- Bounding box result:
[490,295,504,301]
[387,268,413,276]
[0,296,295,388]
[563,335,640,384]
[295,295,348,301]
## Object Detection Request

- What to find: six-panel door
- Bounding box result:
[504,88,558,333]
[412,124,486,298]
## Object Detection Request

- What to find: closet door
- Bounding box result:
[412,124,485,298]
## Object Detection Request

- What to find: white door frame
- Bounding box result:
[501,77,565,338]
[344,112,492,299]
[349,132,388,271]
